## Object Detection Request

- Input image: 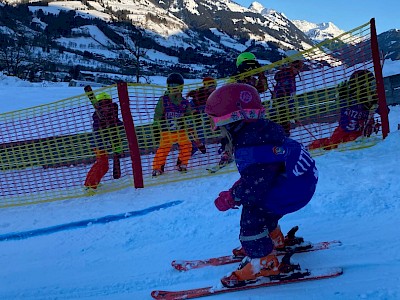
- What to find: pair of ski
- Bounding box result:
[84,85,121,179]
[151,239,343,299]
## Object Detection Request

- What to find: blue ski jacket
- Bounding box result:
[230,119,318,215]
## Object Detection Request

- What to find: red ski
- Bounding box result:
[172,240,341,271]
[151,267,343,300]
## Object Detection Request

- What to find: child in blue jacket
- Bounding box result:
[309,70,379,150]
[205,83,318,288]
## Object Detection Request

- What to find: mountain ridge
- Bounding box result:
[0,0,398,83]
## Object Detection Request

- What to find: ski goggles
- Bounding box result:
[168,83,182,87]
[237,60,261,74]
[204,82,217,89]
[167,83,184,93]
[209,108,265,130]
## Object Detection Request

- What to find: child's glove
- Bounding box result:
[214,191,240,211]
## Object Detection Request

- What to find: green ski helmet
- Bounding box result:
[236,52,257,68]
[93,92,112,105]
[95,92,112,102]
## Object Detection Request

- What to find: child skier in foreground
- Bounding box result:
[205,83,319,288]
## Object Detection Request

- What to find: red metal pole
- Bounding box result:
[370,18,390,138]
[117,82,144,188]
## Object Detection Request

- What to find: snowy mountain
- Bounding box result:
[0,0,315,81]
[1,0,315,48]
[291,20,345,43]
[377,29,400,60]
[0,0,397,83]
[248,1,345,43]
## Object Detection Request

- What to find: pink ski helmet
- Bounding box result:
[205,83,265,130]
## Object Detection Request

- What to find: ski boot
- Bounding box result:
[221,254,280,288]
[84,186,97,196]
[84,182,103,196]
[152,169,163,177]
[176,159,187,172]
[152,165,165,177]
[232,226,309,258]
[221,252,302,288]
[281,226,310,251]
[177,164,187,172]
[270,225,311,252]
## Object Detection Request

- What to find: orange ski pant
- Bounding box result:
[308,126,363,150]
[84,149,109,189]
[152,130,192,170]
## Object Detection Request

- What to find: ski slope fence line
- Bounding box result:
[0,19,389,208]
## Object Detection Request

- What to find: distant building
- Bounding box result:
[383,74,400,105]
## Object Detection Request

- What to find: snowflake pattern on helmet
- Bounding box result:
[240,90,253,103]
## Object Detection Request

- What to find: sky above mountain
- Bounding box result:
[237,0,399,34]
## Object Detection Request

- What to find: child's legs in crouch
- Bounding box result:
[239,206,282,258]
[308,126,362,150]
[308,136,332,150]
[329,126,362,145]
